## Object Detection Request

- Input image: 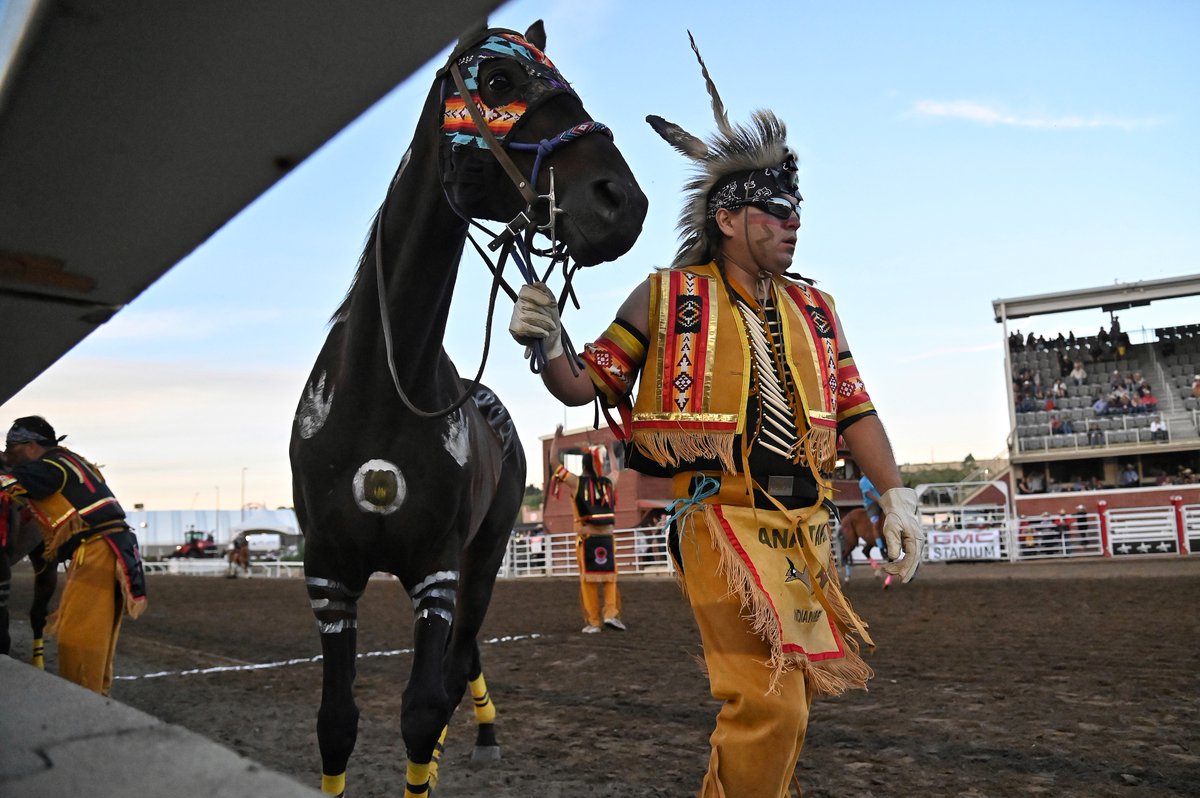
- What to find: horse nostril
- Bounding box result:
[591,178,627,215]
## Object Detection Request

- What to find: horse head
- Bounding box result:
[437,21,647,266]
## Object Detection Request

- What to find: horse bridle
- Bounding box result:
[375,59,613,419]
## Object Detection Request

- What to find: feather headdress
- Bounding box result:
[647,33,798,269]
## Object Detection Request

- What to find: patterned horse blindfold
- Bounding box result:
[442,33,573,149]
[706,156,802,221]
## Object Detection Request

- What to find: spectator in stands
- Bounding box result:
[1026,331,1036,351]
[1087,424,1104,446]
[1141,389,1158,413]
[1109,386,1130,414]
[1191,375,1200,398]
[1150,418,1168,442]
[1016,476,1032,494]
[1049,414,1066,434]
[1109,370,1124,390]
[1070,361,1088,385]
[1067,331,1077,348]
[1050,378,1067,398]
[1117,464,1139,489]
[1027,472,1045,492]
[1091,394,1109,415]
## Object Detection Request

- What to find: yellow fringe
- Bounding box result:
[632,429,737,474]
[42,512,86,563]
[800,423,837,487]
[699,504,873,696]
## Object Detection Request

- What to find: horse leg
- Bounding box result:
[402,570,457,798]
[466,644,499,760]
[306,575,364,798]
[445,457,523,765]
[28,548,57,669]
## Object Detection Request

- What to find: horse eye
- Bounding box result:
[487,72,513,92]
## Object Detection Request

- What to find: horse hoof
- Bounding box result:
[471,745,501,764]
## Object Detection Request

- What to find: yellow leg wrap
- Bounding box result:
[404,761,431,798]
[32,638,45,670]
[469,673,496,724]
[429,725,448,789]
[320,772,346,797]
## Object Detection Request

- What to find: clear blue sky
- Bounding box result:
[5,0,1198,509]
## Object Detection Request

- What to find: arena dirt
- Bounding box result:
[8,557,1199,797]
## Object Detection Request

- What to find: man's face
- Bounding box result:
[4,440,34,466]
[737,194,801,275]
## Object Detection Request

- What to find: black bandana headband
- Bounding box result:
[6,416,61,446]
[706,157,801,220]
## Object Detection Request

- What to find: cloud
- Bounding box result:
[910,100,1159,131]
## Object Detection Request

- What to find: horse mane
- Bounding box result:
[328,86,438,326]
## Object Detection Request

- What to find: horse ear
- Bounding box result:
[525,19,547,51]
[646,115,708,160]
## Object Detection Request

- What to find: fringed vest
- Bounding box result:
[630,262,841,491]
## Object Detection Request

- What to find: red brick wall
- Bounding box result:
[1014,484,1200,516]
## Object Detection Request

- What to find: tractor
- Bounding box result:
[168,528,221,558]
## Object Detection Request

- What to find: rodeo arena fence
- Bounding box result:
[141,500,1200,583]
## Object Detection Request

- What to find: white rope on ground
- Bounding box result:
[112,633,543,682]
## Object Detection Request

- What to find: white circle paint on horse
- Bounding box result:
[352,458,406,514]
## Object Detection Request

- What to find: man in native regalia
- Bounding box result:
[548,426,626,634]
[1,416,146,695]
[509,35,925,797]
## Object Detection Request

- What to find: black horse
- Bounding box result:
[0,492,58,668]
[289,21,645,797]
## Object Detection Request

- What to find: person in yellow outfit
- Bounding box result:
[510,36,925,798]
[549,426,626,633]
[1,416,146,695]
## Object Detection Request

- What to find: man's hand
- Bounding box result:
[509,283,563,359]
[878,487,925,583]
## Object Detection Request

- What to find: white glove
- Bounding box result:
[879,487,925,583]
[509,283,563,359]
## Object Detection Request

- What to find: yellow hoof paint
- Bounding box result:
[320,772,346,797]
[404,761,431,797]
[469,673,496,724]
[32,638,45,670]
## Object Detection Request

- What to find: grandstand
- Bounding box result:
[994,275,1200,516]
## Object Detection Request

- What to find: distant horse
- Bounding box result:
[0,492,58,668]
[288,20,645,798]
[837,507,884,581]
[226,539,250,578]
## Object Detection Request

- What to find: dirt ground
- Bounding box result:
[7,557,1200,797]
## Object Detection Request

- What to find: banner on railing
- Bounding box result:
[927,528,1003,561]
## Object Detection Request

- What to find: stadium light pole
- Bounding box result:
[241,467,248,522]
